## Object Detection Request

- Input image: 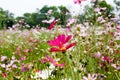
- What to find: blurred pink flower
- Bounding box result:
[102,56,113,63]
[101,7,107,11]
[48,34,76,52]
[42,17,55,24]
[1,56,7,61]
[46,9,53,15]
[23,49,31,53]
[94,52,101,58]
[74,0,86,4]
[110,16,119,21]
[48,20,58,30]
[12,64,17,68]
[94,7,100,12]
[20,56,25,61]
[21,64,32,72]
[91,0,96,2]
[116,26,120,31]
[46,54,65,68]
[41,54,65,68]
[1,73,7,78]
[0,40,4,44]
[16,47,22,56]
[66,18,76,26]
[40,58,48,63]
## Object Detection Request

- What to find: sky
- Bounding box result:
[0,0,114,17]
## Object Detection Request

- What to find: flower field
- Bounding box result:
[0,0,120,80]
[0,22,120,79]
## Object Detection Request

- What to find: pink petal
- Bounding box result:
[40,58,48,63]
[57,34,66,44]
[66,42,76,49]
[49,47,61,52]
[57,63,65,68]
[48,20,57,30]
[65,35,72,43]
[46,54,56,64]
[48,38,61,47]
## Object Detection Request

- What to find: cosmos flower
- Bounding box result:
[101,56,113,63]
[1,56,7,61]
[41,54,65,68]
[1,73,7,78]
[21,63,32,72]
[94,7,100,12]
[73,0,86,4]
[48,34,76,52]
[48,20,58,30]
[42,17,55,24]
[23,49,31,53]
[116,26,120,31]
[66,18,76,27]
[83,74,97,80]
[46,54,65,68]
[94,52,101,58]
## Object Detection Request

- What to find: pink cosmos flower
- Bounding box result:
[66,18,76,26]
[110,15,119,21]
[23,49,31,53]
[94,52,101,58]
[21,64,32,72]
[1,73,7,78]
[42,17,55,24]
[116,26,120,31]
[94,7,100,12]
[101,7,107,11]
[19,56,25,61]
[48,34,76,52]
[73,0,86,4]
[46,55,65,68]
[1,56,7,61]
[102,56,113,63]
[29,38,38,43]
[41,54,65,68]
[0,40,3,44]
[48,20,58,30]
[91,0,96,3]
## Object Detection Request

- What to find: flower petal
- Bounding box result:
[65,35,72,43]
[49,48,61,52]
[57,34,65,44]
[66,42,76,49]
[46,54,56,64]
[48,20,57,30]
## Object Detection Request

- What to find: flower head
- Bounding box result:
[48,20,58,30]
[41,54,65,68]
[1,73,7,78]
[48,34,76,52]
[46,55,65,68]
[116,26,120,31]
[73,0,86,4]
[83,74,97,80]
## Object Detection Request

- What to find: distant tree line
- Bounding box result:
[0,5,71,29]
[0,1,120,29]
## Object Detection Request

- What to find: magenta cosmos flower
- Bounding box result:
[73,0,86,4]
[48,20,58,30]
[48,34,76,52]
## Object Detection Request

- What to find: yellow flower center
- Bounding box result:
[60,47,66,51]
[88,78,92,80]
[55,62,59,65]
